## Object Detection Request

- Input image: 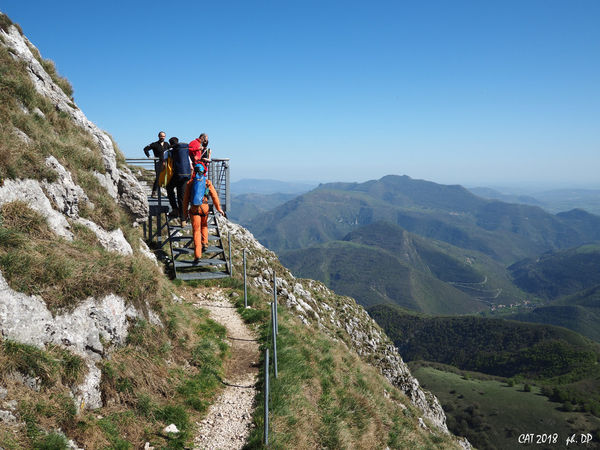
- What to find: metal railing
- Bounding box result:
[125,156,231,242]
[209,158,230,214]
[239,248,279,445]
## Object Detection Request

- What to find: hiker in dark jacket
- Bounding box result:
[166,137,192,222]
[143,131,170,197]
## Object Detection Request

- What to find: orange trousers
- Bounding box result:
[190,204,209,259]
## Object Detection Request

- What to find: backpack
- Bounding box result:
[191,172,209,206]
[158,156,173,187]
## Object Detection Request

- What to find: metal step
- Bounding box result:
[173,246,223,255]
[168,224,192,231]
[174,258,227,268]
[168,234,221,242]
[176,271,230,281]
[149,205,170,215]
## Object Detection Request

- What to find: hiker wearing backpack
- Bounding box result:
[143,131,170,198]
[165,137,193,222]
[188,133,211,172]
[182,163,226,262]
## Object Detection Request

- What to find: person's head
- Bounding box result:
[199,133,208,147]
[169,137,179,146]
[158,131,166,142]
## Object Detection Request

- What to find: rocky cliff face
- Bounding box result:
[0,17,155,414]
[219,219,451,433]
[0,22,147,223]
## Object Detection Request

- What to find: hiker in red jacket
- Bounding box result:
[188,133,211,172]
[182,163,225,262]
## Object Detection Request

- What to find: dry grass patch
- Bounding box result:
[0,202,165,312]
[0,343,86,448]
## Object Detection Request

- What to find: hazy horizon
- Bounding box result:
[231,175,600,192]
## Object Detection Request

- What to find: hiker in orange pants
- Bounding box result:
[182,164,226,262]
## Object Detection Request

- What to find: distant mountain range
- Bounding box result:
[248,175,600,264]
[236,174,600,333]
[469,186,600,215]
[228,179,317,223]
[229,192,297,224]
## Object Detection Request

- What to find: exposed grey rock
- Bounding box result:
[164,424,180,434]
[0,24,148,222]
[12,127,31,144]
[67,439,84,450]
[76,218,133,255]
[139,239,158,265]
[3,400,17,411]
[94,171,118,199]
[0,387,6,400]
[0,178,73,240]
[118,166,149,222]
[0,271,140,409]
[42,156,90,219]
[0,409,17,424]
[32,107,45,118]
[6,371,40,391]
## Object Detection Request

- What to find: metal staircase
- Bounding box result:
[128,157,231,280]
[165,208,230,280]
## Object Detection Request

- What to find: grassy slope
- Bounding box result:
[282,240,484,314]
[411,365,600,450]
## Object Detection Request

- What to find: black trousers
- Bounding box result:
[166,175,189,219]
[151,159,164,193]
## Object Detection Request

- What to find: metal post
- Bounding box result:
[264,348,269,446]
[271,302,278,379]
[273,271,278,335]
[225,160,230,214]
[157,185,162,245]
[243,248,247,308]
[228,233,233,276]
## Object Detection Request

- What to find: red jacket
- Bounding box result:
[189,138,210,166]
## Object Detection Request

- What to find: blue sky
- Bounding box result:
[2,1,599,187]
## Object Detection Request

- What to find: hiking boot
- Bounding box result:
[181,220,188,228]
[151,191,157,198]
[202,244,208,253]
[193,258,200,265]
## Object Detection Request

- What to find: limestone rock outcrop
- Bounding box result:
[0,24,148,222]
[0,19,154,413]
[0,272,140,410]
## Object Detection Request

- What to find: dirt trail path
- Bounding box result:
[192,288,260,450]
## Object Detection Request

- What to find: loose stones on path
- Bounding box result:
[193,289,259,450]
